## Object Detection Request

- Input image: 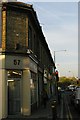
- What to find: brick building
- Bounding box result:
[0,2,56,119]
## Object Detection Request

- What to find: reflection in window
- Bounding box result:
[8,70,22,78]
[30,72,37,105]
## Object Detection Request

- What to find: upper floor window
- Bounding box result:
[28,26,32,50]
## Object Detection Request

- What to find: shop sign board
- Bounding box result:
[44,69,47,77]
[5,55,24,69]
[5,55,37,73]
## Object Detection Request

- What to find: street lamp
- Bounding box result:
[54,50,66,64]
[53,50,66,103]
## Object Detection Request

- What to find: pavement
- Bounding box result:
[28,99,62,120]
[2,98,62,120]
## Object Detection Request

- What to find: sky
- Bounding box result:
[17,0,78,77]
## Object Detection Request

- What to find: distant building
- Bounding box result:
[0,2,56,119]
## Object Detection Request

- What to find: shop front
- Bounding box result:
[0,54,38,119]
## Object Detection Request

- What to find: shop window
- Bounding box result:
[28,26,32,50]
[30,72,37,105]
[15,43,20,50]
[7,70,22,78]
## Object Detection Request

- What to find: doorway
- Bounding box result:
[7,70,22,115]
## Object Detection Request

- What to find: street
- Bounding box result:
[58,91,80,120]
[3,91,80,120]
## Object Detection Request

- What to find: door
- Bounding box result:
[8,79,21,115]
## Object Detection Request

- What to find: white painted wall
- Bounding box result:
[0,55,7,119]
[22,69,31,116]
[0,63,2,119]
[0,5,1,48]
[2,69,7,118]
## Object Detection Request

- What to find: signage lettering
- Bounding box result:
[14,59,20,65]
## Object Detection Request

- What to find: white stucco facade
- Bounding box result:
[0,54,7,119]
[0,4,2,47]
